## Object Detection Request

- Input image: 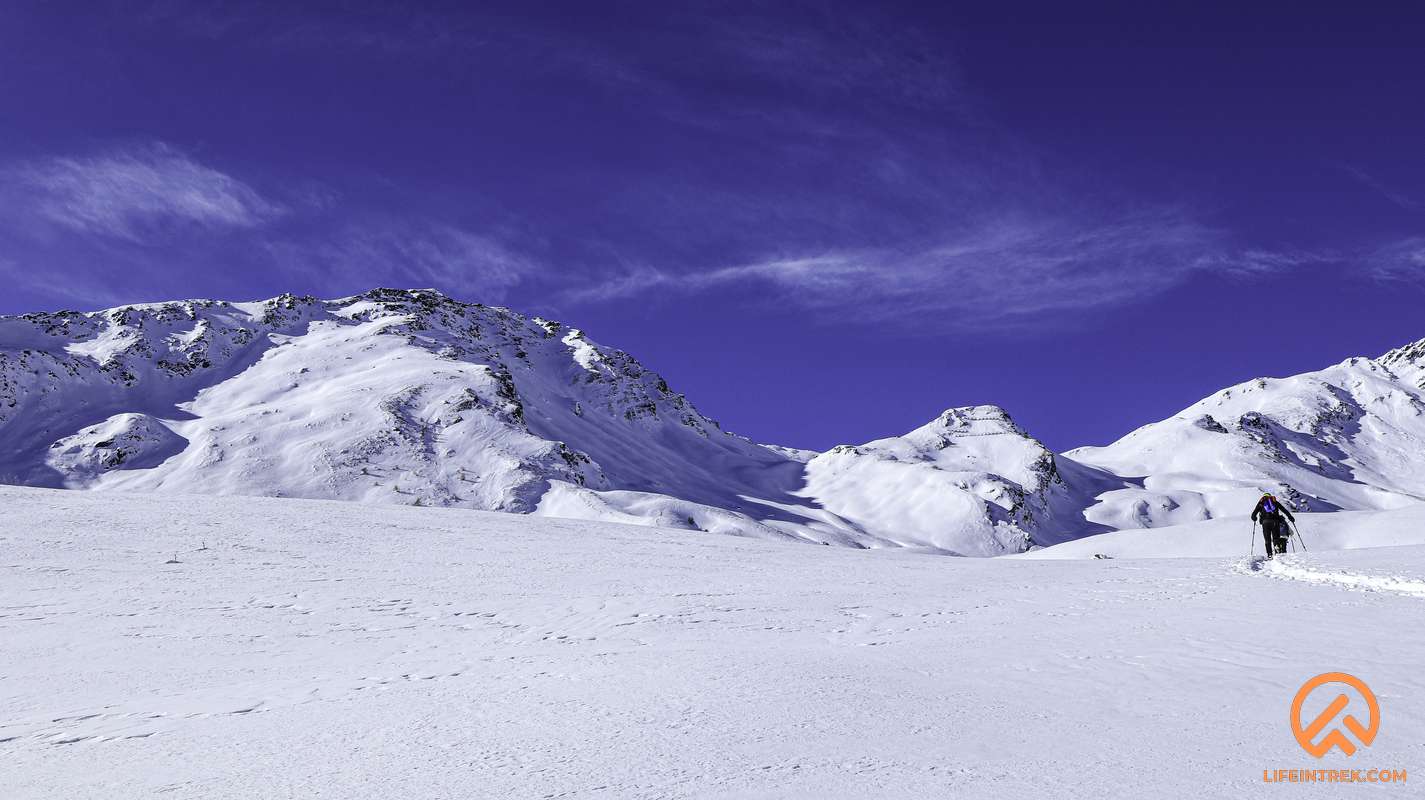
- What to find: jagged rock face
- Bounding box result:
[1379,337,1425,389]
[0,294,319,485]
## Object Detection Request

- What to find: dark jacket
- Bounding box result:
[1251,496,1296,525]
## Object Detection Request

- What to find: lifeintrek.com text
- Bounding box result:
[1262,768,1407,784]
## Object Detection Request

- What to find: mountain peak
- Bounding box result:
[926,405,1024,436]
[1379,336,1425,387]
[1379,335,1425,363]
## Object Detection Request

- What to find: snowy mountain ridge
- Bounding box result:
[3,287,1424,555]
[1068,351,1425,530]
[3,289,761,504]
[1378,335,1425,387]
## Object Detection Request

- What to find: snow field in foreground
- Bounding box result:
[4,486,1424,799]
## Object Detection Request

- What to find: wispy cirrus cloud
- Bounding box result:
[1370,237,1425,280]
[6,10,1404,333]
[0,140,543,311]
[561,212,1332,330]
[7,143,283,241]
[1334,164,1419,211]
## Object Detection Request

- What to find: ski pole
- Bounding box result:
[1293,521,1307,552]
[1250,520,1256,558]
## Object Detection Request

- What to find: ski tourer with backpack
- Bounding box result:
[1251,493,1296,558]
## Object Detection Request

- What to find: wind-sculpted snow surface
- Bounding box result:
[5,487,1425,799]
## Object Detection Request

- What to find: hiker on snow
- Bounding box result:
[1251,493,1296,557]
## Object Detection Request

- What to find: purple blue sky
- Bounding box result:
[2,2,1423,450]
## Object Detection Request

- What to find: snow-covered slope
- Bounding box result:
[1026,503,1425,559]
[7,288,1425,555]
[1066,349,1425,529]
[799,406,1119,555]
[7,486,1425,799]
[0,290,811,523]
[0,289,1078,554]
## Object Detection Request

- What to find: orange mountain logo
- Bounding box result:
[1290,672,1380,758]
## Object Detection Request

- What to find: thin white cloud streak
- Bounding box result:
[268,220,540,302]
[9,144,282,241]
[1334,164,1418,211]
[560,214,1331,330]
[0,142,540,306]
[1370,237,1425,280]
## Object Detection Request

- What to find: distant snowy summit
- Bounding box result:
[2,287,1424,555]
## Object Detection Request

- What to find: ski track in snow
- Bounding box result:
[1235,555,1425,598]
